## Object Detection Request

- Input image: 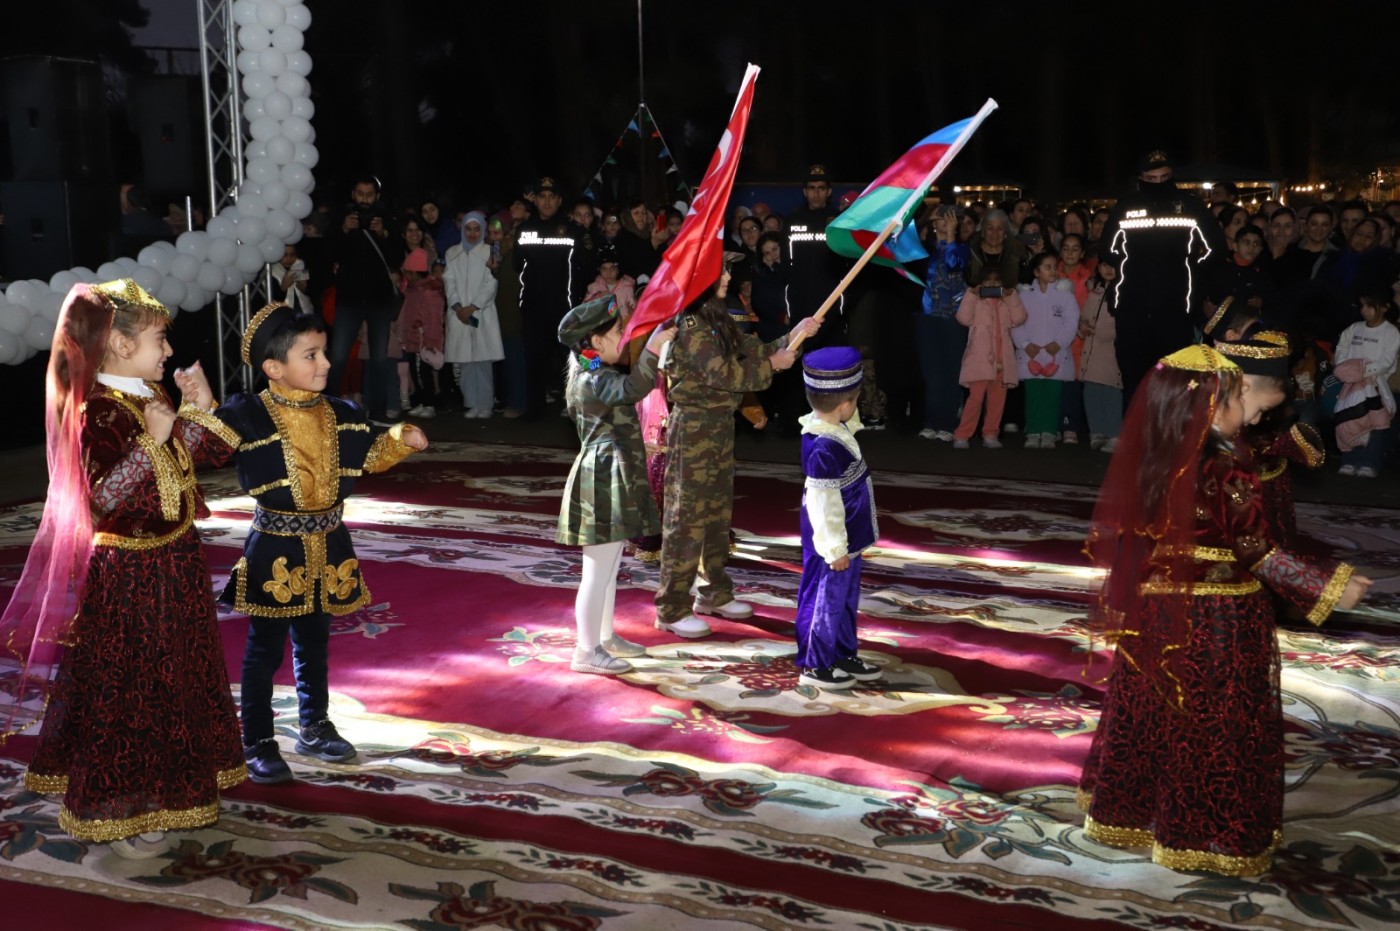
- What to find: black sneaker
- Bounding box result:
[295,719,357,762]
[798,666,855,690]
[244,738,293,784]
[861,417,887,431]
[833,656,883,681]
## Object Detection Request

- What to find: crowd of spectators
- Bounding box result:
[268,166,1400,478]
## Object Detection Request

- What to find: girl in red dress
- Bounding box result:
[1078,344,1370,876]
[0,280,245,858]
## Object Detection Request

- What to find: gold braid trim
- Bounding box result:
[24,772,68,794]
[1084,810,1281,877]
[1258,459,1287,482]
[1290,423,1326,468]
[135,431,183,521]
[1084,815,1156,849]
[92,491,195,550]
[178,403,242,450]
[1075,786,1092,813]
[1151,830,1282,878]
[1139,580,1261,596]
[363,422,415,474]
[249,478,292,496]
[240,433,283,452]
[61,799,220,842]
[1307,562,1355,626]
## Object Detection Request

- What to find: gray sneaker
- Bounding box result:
[572,645,633,675]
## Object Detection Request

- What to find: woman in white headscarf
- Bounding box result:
[443,211,503,417]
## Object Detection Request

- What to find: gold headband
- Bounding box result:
[1202,296,1235,335]
[1216,330,1290,361]
[1159,344,1241,374]
[241,302,290,365]
[94,278,171,319]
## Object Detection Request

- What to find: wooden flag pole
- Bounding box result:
[786,218,904,353]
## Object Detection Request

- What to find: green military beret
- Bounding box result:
[557,295,620,347]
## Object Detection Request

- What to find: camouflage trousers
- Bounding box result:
[655,405,738,623]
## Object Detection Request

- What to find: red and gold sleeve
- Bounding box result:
[176,402,242,469]
[1208,454,1353,624]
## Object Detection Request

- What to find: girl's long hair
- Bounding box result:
[690,295,743,360]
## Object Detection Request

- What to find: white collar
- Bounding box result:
[798,411,864,457]
[97,373,154,398]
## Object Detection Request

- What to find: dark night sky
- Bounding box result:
[5,0,1400,211]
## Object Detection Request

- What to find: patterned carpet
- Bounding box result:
[1,441,1399,930]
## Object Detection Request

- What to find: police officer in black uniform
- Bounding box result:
[514,177,588,414]
[1099,149,1227,403]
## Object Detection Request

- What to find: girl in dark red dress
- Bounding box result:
[1078,344,1370,877]
[0,280,245,857]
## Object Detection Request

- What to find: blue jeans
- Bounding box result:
[1342,428,1389,471]
[328,300,396,419]
[241,612,331,743]
[1083,382,1123,438]
[914,314,966,432]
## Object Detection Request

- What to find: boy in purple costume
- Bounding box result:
[794,347,884,689]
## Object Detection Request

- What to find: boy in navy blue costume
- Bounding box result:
[216,303,427,783]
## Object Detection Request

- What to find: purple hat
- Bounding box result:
[802,346,863,393]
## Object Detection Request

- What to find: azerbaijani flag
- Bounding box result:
[827,99,998,285]
[623,64,761,343]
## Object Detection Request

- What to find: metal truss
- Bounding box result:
[198,0,272,401]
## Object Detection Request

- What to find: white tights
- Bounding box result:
[575,541,624,650]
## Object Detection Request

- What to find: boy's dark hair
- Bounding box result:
[1235,225,1265,245]
[806,386,860,413]
[264,312,327,365]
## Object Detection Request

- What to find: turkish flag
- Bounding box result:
[623,64,760,343]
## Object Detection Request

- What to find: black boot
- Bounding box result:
[244,738,293,784]
[295,719,356,763]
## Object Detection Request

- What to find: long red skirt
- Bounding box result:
[1078,590,1283,877]
[25,529,246,841]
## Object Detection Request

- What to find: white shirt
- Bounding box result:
[96,373,153,397]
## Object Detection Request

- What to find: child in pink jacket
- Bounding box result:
[953,268,1027,448]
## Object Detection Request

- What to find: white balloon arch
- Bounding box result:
[0,0,317,365]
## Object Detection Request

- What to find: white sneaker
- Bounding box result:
[952,438,970,449]
[1089,434,1106,450]
[918,428,953,441]
[654,615,712,638]
[475,408,494,418]
[571,645,633,674]
[1024,433,1042,449]
[1062,431,1079,445]
[1356,466,1378,478]
[410,405,437,419]
[1040,433,1057,449]
[464,408,478,419]
[601,635,646,658]
[694,598,754,620]
[982,436,1002,449]
[1101,437,1118,453]
[1339,464,1357,476]
[1004,423,1020,434]
[107,832,172,860]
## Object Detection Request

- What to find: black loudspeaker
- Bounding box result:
[128,75,201,198]
[1,181,118,280]
[1,56,111,182]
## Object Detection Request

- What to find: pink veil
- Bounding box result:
[0,284,114,744]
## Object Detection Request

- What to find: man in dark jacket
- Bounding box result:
[1099,149,1227,403]
[326,175,404,424]
[514,176,587,414]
